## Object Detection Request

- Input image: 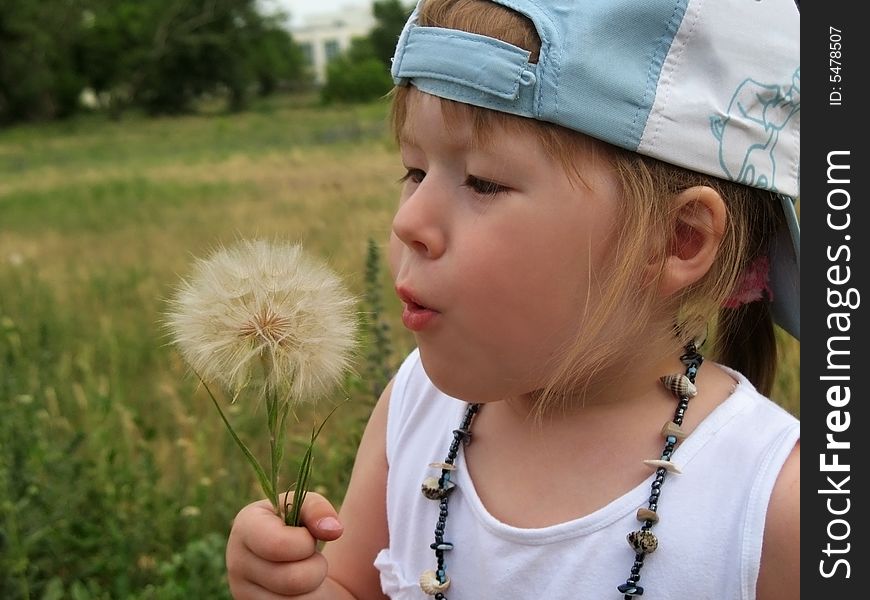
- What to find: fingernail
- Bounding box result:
[318,516,342,532]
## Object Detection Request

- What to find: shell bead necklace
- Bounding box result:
[418,340,704,599]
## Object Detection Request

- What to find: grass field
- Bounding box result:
[0,94,799,598]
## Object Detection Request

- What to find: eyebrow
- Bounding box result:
[398,126,478,153]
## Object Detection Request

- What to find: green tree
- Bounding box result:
[2,0,308,123]
[248,22,308,97]
[0,0,87,123]
[134,0,256,114]
[320,1,410,104]
[75,0,157,117]
[321,38,393,104]
[369,0,413,69]
[133,0,307,114]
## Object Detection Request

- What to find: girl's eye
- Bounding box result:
[398,168,426,185]
[464,175,509,196]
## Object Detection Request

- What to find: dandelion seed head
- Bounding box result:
[166,239,357,403]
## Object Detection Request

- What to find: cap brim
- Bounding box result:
[769,195,800,340]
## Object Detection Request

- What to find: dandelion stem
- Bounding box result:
[267,388,279,514]
[261,352,285,516]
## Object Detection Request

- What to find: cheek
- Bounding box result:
[455,233,588,359]
[503,210,612,307]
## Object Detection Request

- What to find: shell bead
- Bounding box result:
[643,459,682,474]
[420,570,451,595]
[429,461,457,471]
[421,476,456,500]
[636,508,659,524]
[660,374,697,398]
[627,530,659,554]
[660,420,687,441]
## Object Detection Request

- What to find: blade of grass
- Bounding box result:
[284,402,345,526]
[196,374,276,507]
[287,437,315,526]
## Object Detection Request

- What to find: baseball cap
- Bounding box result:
[391,0,800,340]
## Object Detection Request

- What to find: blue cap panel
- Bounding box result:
[511,0,689,149]
[395,0,689,151]
[394,28,536,101]
[392,26,540,116]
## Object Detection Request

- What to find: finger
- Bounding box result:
[232,500,317,562]
[229,579,331,600]
[233,551,328,596]
[229,577,296,600]
[296,493,344,542]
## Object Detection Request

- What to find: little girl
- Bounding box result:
[226,1,800,598]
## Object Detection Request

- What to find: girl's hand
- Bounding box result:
[226,495,345,598]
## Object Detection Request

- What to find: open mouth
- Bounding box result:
[405,298,427,311]
[395,286,432,311]
[396,286,439,331]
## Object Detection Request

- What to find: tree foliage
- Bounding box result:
[321,0,411,104]
[369,0,413,69]
[0,0,307,124]
[0,0,88,122]
[321,38,393,104]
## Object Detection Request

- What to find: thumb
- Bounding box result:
[298,492,344,542]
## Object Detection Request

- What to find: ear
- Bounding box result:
[658,186,727,297]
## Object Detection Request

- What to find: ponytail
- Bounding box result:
[714,301,777,396]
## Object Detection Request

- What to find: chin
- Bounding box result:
[417,347,522,404]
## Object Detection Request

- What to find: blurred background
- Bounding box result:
[0,1,798,597]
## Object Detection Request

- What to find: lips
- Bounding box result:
[396,285,439,331]
[395,286,430,309]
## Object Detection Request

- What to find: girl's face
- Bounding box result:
[389,91,621,403]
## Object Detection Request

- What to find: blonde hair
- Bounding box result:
[391,0,782,407]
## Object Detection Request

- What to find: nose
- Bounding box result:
[391,179,447,260]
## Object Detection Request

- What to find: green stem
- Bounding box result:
[285,402,344,526]
[267,387,279,514]
[261,352,282,516]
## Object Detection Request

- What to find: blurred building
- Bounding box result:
[291,2,376,84]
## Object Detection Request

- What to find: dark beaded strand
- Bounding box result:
[428,403,480,600]
[618,341,704,598]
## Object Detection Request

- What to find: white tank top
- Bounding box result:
[374,349,799,600]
